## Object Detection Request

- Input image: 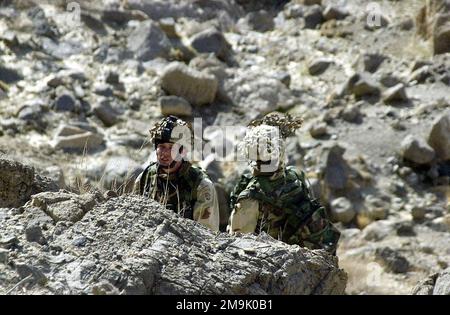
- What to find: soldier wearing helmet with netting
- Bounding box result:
[228,113,340,254]
[134,116,219,231]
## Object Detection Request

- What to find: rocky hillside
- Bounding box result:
[0,158,347,294]
[0,0,449,294]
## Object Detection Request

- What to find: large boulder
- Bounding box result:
[223,69,297,120]
[93,99,121,127]
[29,191,104,223]
[161,62,218,106]
[0,158,34,208]
[52,125,105,153]
[0,195,347,295]
[401,135,435,164]
[319,144,350,191]
[330,197,355,224]
[189,28,232,61]
[350,73,380,97]
[127,21,172,61]
[416,0,450,55]
[412,268,450,295]
[427,112,450,161]
[159,96,193,117]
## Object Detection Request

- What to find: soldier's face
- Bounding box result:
[156,142,183,166]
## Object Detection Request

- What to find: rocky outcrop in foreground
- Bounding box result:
[0,190,347,294]
[412,268,450,295]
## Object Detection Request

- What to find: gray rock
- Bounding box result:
[54,94,76,112]
[401,135,435,164]
[0,236,19,250]
[395,221,416,237]
[161,62,218,106]
[323,5,348,21]
[93,100,120,127]
[101,9,147,25]
[159,96,193,117]
[375,247,410,274]
[271,72,291,87]
[29,191,103,223]
[434,268,450,295]
[330,197,356,224]
[40,166,65,190]
[309,121,328,138]
[105,72,120,85]
[17,104,44,122]
[362,220,394,242]
[363,53,386,73]
[408,66,431,83]
[32,173,60,196]
[79,12,107,35]
[55,124,88,137]
[127,20,172,61]
[239,10,274,32]
[158,17,178,38]
[304,5,324,29]
[0,158,34,208]
[412,273,439,295]
[411,60,432,72]
[0,248,8,264]
[340,105,361,123]
[383,83,408,104]
[413,268,450,295]
[284,4,304,19]
[0,65,23,84]
[320,144,350,190]
[350,73,380,97]
[3,195,347,294]
[427,112,450,160]
[53,132,105,153]
[364,195,388,220]
[25,223,46,245]
[411,206,426,221]
[380,74,402,87]
[93,83,114,97]
[222,69,296,119]
[190,28,232,61]
[308,58,332,75]
[109,134,147,149]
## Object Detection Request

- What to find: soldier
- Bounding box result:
[134,116,220,231]
[228,113,340,254]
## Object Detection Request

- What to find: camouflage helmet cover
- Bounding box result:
[241,113,303,172]
[149,116,193,149]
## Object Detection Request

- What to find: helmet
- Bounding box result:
[149,116,193,149]
[241,124,286,174]
[241,113,303,175]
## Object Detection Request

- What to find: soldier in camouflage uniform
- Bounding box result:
[228,113,340,254]
[134,116,219,231]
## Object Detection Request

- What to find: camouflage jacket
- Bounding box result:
[228,166,340,254]
[133,161,219,231]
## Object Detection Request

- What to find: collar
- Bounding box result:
[157,161,191,181]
